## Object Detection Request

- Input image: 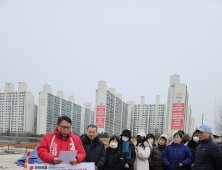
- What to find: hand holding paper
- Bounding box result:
[58,150,78,164]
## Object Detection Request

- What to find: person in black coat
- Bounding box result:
[146,133,156,170]
[192,125,222,170]
[146,133,156,147]
[186,131,200,170]
[103,136,124,170]
[80,125,106,170]
[118,129,136,170]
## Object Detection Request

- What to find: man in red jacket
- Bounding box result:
[37,115,86,165]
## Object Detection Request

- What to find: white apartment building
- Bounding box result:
[95,81,128,136]
[126,96,166,137]
[37,85,82,135]
[189,116,195,136]
[80,102,95,135]
[164,75,194,138]
[0,82,35,134]
[33,104,38,134]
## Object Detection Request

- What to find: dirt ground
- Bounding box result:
[0,143,39,149]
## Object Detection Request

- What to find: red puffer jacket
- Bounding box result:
[37,128,86,164]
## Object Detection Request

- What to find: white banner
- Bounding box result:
[27,163,95,170]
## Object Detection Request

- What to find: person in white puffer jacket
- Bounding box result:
[134,130,152,170]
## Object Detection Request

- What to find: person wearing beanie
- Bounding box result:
[118,129,136,170]
[146,133,156,170]
[186,131,200,170]
[149,133,169,170]
[146,133,156,147]
[133,130,151,170]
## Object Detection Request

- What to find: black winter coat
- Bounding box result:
[217,142,222,150]
[80,135,106,170]
[149,142,157,170]
[103,147,124,170]
[187,140,200,164]
[149,144,166,170]
[192,138,222,170]
[118,140,136,170]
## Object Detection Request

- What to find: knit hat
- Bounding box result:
[121,129,132,138]
[146,133,155,141]
[137,130,146,138]
[159,133,169,143]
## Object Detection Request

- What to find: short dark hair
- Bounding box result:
[173,132,183,139]
[160,137,167,141]
[87,124,98,131]
[57,115,72,125]
[109,136,120,144]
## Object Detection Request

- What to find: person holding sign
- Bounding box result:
[37,116,86,165]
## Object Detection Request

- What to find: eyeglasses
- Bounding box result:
[59,125,71,130]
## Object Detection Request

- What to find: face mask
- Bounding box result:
[122,136,129,142]
[214,139,222,143]
[137,138,144,144]
[148,139,154,144]
[110,142,118,148]
[193,137,199,142]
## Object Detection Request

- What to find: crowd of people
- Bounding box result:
[37,115,222,170]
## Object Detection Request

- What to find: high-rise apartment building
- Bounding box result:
[0,82,35,133]
[164,75,194,137]
[33,104,38,134]
[189,116,195,136]
[80,102,95,135]
[126,96,166,137]
[95,81,128,136]
[37,85,82,135]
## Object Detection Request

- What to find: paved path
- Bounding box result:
[0,155,23,170]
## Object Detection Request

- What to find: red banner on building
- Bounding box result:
[96,105,105,128]
[171,103,184,130]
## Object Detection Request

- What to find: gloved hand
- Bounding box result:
[95,165,98,170]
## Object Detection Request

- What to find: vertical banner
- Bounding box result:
[171,103,184,130]
[96,105,105,128]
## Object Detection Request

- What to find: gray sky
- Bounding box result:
[0,0,222,132]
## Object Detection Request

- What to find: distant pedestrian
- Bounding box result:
[162,132,192,170]
[118,129,136,170]
[134,130,151,170]
[149,133,169,170]
[103,136,124,170]
[192,125,222,170]
[186,131,200,170]
[213,131,222,149]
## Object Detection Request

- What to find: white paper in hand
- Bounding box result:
[58,150,78,164]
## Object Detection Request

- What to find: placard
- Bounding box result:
[27,162,95,170]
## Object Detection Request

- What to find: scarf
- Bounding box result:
[123,141,131,163]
